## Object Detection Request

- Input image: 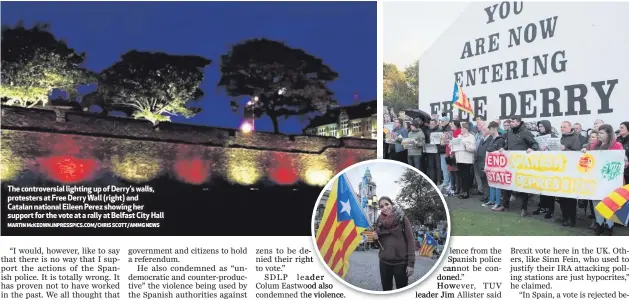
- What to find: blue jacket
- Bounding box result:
[393,127,409,153]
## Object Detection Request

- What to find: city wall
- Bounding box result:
[0,106,376,185]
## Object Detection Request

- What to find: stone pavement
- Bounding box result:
[344,249,438,291]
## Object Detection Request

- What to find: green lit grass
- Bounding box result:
[450,210,580,236]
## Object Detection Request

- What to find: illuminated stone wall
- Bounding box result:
[1,106,377,186]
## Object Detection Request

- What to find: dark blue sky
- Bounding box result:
[1,1,376,134]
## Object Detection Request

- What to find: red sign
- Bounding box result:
[486,152,508,168]
[486,170,513,185]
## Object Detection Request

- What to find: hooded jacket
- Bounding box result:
[503,122,539,151]
[536,120,556,138]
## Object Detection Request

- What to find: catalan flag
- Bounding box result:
[595,184,629,226]
[452,81,473,116]
[419,233,438,257]
[316,174,369,278]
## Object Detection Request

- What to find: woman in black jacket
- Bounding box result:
[532,120,556,219]
[372,197,415,291]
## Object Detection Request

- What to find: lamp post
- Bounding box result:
[242,96,258,133]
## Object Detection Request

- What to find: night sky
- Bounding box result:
[1,1,377,134]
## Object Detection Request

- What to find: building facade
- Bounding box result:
[358,168,379,226]
[304,100,377,139]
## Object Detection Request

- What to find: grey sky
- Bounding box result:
[325,161,409,202]
[384,1,470,69]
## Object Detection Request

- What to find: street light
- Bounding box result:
[244,96,258,131]
[240,121,253,134]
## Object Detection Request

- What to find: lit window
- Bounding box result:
[340,120,349,136]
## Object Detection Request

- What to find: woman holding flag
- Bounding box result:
[372,196,415,291]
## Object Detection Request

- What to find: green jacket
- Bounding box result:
[407,129,426,156]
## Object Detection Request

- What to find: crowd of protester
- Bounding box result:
[386,115,629,236]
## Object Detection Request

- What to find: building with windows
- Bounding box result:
[359,168,379,226]
[313,167,379,232]
[303,100,376,139]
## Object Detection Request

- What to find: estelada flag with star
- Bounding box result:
[452,81,474,116]
[595,184,629,226]
[315,173,369,278]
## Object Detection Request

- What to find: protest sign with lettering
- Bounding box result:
[451,138,464,152]
[485,150,625,200]
[430,132,443,144]
[535,135,561,151]
[424,144,438,153]
[418,2,627,129]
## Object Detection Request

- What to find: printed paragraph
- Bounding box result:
[0,246,121,299]
[510,246,629,299]
[254,247,344,299]
[127,246,246,299]
[419,247,503,299]
[5,185,162,229]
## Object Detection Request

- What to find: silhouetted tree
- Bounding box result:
[1,22,96,107]
[395,169,447,225]
[218,38,338,133]
[84,50,211,125]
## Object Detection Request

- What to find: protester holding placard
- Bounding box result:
[425,119,442,184]
[552,121,584,227]
[485,121,506,211]
[583,124,624,235]
[438,116,453,189]
[407,120,426,170]
[389,118,409,163]
[500,117,539,216]
[446,121,460,195]
[476,127,493,204]
[533,120,558,219]
[473,117,487,197]
[452,122,476,199]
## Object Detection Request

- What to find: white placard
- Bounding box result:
[430,132,443,144]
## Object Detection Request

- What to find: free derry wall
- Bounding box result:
[418,1,627,128]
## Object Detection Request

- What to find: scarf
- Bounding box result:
[380,205,405,229]
[452,128,461,138]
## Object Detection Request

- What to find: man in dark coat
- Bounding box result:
[532,120,557,219]
[557,121,583,227]
[500,117,540,216]
[475,126,494,201]
[424,119,442,185]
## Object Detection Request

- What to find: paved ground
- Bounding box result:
[344,249,438,291]
[445,191,629,236]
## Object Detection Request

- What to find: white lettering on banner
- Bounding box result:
[418,2,626,128]
[485,150,625,200]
